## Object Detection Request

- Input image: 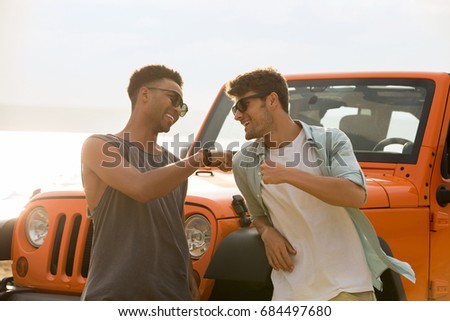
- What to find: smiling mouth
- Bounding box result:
[166,113,175,122]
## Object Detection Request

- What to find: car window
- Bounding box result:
[208,78,434,164]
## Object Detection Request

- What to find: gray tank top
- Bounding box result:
[81,134,191,300]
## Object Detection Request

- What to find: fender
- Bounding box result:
[205,227,271,282]
[0,218,16,260]
[204,227,273,300]
[205,227,406,301]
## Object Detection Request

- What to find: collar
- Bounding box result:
[254,120,317,157]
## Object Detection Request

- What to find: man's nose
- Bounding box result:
[174,105,182,115]
[234,109,243,120]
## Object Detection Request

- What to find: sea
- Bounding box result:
[0,130,194,220]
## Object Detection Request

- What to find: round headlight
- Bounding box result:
[185,214,211,259]
[26,206,49,247]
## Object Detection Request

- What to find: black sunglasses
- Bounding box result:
[146,87,189,117]
[231,93,269,115]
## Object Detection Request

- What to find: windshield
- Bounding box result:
[199,78,435,164]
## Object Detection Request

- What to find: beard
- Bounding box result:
[245,103,272,140]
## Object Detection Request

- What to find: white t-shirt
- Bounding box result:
[261,130,373,301]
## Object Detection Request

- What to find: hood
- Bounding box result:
[187,169,241,200]
[186,169,421,217]
[186,169,241,220]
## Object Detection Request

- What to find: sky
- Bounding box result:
[1,0,449,134]
[0,0,449,208]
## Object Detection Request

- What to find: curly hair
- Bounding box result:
[225,67,289,113]
[127,65,183,107]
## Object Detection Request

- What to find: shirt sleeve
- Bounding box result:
[328,129,367,193]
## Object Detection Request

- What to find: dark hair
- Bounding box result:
[226,67,289,113]
[127,64,183,106]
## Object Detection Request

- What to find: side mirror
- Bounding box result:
[232,195,251,227]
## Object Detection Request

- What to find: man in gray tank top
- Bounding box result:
[80,65,232,300]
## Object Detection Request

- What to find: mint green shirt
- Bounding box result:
[232,121,416,291]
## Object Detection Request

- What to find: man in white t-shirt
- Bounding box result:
[227,67,415,301]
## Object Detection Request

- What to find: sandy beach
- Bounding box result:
[0,261,12,280]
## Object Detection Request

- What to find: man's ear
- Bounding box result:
[140,86,150,102]
[267,92,279,110]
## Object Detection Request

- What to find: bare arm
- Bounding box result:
[253,216,297,272]
[260,160,366,208]
[81,137,232,207]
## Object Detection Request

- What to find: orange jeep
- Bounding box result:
[1,71,449,301]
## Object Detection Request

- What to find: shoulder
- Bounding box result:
[306,124,349,147]
[82,134,121,150]
[81,134,121,162]
[306,123,345,137]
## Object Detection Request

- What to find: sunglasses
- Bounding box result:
[231,92,269,115]
[146,87,189,117]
